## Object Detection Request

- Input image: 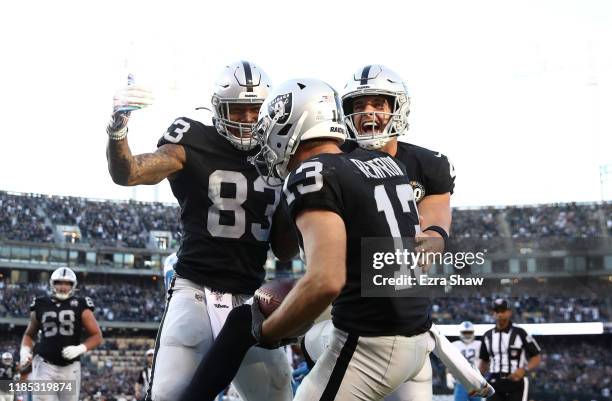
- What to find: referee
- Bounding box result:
[135,348,154,400]
[479,299,541,401]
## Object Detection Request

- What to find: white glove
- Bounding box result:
[19,346,32,367]
[61,344,87,360]
[112,83,154,114]
[107,75,154,139]
[446,372,455,389]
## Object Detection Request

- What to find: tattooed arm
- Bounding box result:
[105,80,185,185]
[106,137,186,186]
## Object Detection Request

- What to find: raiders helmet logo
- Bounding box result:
[268,93,292,124]
[409,180,426,203]
[70,299,79,307]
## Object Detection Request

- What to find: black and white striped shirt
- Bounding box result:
[139,366,152,394]
[479,322,541,374]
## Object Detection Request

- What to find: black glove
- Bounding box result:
[250,298,313,349]
[250,298,286,349]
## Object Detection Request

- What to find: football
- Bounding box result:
[254,279,296,317]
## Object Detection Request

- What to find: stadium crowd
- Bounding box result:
[2,192,611,249]
[533,336,612,399]
[0,281,165,322]
[1,279,608,324]
[0,192,181,248]
[1,193,612,399]
[431,296,608,324]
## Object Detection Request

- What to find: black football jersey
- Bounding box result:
[341,140,455,203]
[283,148,432,336]
[157,118,280,293]
[0,361,16,380]
[31,295,94,366]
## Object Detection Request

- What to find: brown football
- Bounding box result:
[254,279,296,317]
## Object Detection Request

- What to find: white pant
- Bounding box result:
[0,393,15,401]
[31,355,80,401]
[304,320,434,401]
[296,325,434,401]
[149,276,292,401]
[385,358,432,401]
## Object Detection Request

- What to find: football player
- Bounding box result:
[447,322,483,401]
[301,66,493,401]
[1,352,17,401]
[341,64,454,264]
[271,65,455,263]
[179,78,435,401]
[105,61,291,401]
[19,267,102,401]
[257,78,438,400]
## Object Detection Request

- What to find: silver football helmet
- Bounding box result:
[211,61,272,150]
[459,321,475,343]
[341,65,410,150]
[253,79,346,184]
[49,266,77,301]
[1,352,12,366]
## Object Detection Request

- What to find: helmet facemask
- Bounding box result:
[51,280,75,301]
[1,353,12,366]
[252,113,303,186]
[251,79,346,185]
[49,267,77,300]
[211,61,272,151]
[341,65,411,150]
[343,92,409,150]
[212,98,263,151]
[460,330,475,343]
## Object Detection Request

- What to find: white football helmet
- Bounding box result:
[49,267,77,301]
[459,321,475,343]
[1,352,12,366]
[211,61,272,150]
[341,65,410,150]
[252,78,346,184]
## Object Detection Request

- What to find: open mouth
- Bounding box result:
[360,120,380,135]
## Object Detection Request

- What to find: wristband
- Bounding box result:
[107,125,128,141]
[423,225,449,250]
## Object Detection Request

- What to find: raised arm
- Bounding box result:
[105,82,186,186]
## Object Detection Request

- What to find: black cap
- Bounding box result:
[492,298,509,312]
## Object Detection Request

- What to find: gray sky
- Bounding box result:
[1,0,611,207]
